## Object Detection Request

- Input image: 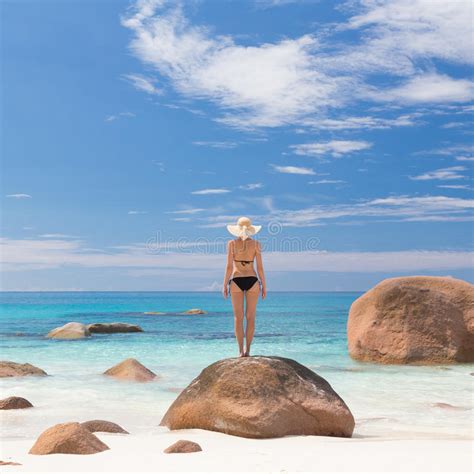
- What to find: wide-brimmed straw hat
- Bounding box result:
[227,216,262,240]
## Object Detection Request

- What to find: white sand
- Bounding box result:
[1,429,472,473]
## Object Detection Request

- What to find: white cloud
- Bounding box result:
[122,73,161,95]
[122,1,343,129]
[456,156,474,162]
[311,179,346,184]
[291,140,372,158]
[302,114,418,130]
[105,112,136,122]
[38,234,79,239]
[121,0,473,130]
[367,73,474,104]
[239,183,264,190]
[347,0,473,66]
[271,165,316,175]
[198,280,222,291]
[6,194,31,199]
[128,210,148,215]
[197,194,474,228]
[442,122,466,129]
[417,145,473,157]
[437,185,471,190]
[192,141,238,149]
[1,237,472,273]
[409,166,467,181]
[191,188,231,195]
[167,208,205,214]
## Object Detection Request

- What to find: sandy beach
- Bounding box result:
[1,429,473,473]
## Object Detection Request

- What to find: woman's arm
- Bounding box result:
[255,241,266,300]
[222,240,233,298]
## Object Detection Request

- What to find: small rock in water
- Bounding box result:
[29,422,109,455]
[181,308,207,315]
[47,322,90,340]
[103,358,157,382]
[81,420,129,434]
[87,323,143,333]
[0,460,22,466]
[144,311,166,315]
[0,396,33,410]
[164,440,202,453]
[0,361,47,378]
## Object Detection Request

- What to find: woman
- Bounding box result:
[223,217,266,357]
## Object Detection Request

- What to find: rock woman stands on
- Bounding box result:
[222,217,266,357]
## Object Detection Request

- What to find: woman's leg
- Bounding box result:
[244,282,259,356]
[230,282,245,357]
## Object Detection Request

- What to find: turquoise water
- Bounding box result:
[1,292,472,440]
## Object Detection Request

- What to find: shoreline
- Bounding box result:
[1,430,473,473]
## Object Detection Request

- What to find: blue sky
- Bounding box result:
[1,0,473,291]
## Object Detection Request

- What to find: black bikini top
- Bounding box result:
[231,240,256,266]
[234,259,253,266]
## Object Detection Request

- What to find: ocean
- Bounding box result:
[0,292,472,441]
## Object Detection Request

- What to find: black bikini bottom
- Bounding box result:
[231,276,259,292]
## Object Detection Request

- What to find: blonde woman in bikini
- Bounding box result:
[223,217,266,357]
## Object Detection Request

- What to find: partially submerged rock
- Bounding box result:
[29,422,109,455]
[0,460,22,466]
[164,440,202,453]
[160,356,354,439]
[0,361,47,378]
[87,323,143,334]
[81,420,129,434]
[0,396,33,410]
[144,311,166,315]
[103,358,157,382]
[181,308,207,315]
[347,276,474,364]
[47,322,91,340]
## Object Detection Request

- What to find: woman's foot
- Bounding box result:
[239,351,245,357]
[244,348,250,357]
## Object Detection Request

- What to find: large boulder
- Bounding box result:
[0,396,33,410]
[47,322,90,340]
[0,361,47,378]
[87,323,143,334]
[29,422,109,455]
[103,358,157,382]
[81,420,129,434]
[347,276,474,364]
[160,356,354,439]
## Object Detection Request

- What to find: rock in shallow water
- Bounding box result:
[29,422,109,455]
[0,361,47,378]
[81,420,129,434]
[164,440,202,453]
[181,308,207,315]
[103,358,157,382]
[347,276,474,364]
[47,322,90,340]
[160,356,354,439]
[0,396,33,410]
[87,323,143,333]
